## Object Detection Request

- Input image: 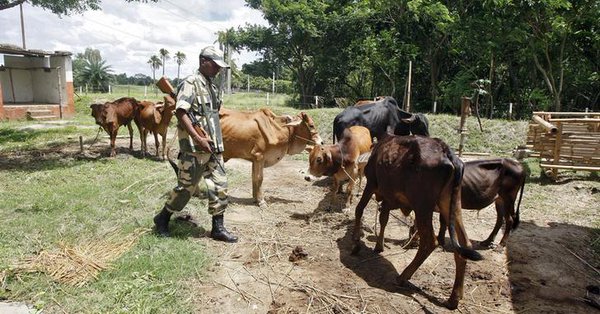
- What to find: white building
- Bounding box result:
[0,43,75,120]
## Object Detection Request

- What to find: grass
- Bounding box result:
[0,90,598,312]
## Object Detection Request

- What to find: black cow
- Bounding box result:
[332,97,429,143]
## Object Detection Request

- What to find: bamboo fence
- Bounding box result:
[526,111,600,179]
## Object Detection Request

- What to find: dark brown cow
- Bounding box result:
[308,126,372,209]
[134,95,176,160]
[352,135,482,310]
[90,97,138,157]
[220,108,324,206]
[437,158,526,247]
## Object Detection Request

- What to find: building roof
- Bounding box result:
[0,43,71,57]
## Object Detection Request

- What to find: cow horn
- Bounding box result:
[402,115,417,123]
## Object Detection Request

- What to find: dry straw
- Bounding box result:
[10,228,148,287]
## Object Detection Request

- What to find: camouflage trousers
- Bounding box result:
[164,152,228,216]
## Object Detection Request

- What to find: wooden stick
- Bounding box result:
[561,245,600,276]
[532,115,558,134]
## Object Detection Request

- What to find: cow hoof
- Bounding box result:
[480,240,493,248]
[396,279,418,291]
[257,200,267,208]
[444,298,459,310]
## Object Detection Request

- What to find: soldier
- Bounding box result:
[153,46,238,243]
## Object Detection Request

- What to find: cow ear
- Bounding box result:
[285,118,302,126]
[305,145,314,153]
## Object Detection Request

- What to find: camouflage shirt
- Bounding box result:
[175,72,225,154]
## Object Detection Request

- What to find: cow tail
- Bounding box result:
[447,156,483,261]
[513,175,526,230]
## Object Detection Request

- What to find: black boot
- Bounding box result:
[153,207,172,237]
[211,215,238,243]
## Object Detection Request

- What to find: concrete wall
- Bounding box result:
[0,54,75,120]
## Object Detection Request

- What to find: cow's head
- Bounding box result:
[90,103,108,126]
[308,144,333,177]
[299,112,324,145]
[397,113,430,137]
[287,112,324,155]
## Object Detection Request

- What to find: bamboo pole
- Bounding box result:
[551,122,563,179]
[540,164,600,171]
[548,118,600,123]
[532,115,558,134]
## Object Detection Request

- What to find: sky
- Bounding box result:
[0,0,268,79]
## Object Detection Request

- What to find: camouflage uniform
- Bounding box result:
[164,73,228,216]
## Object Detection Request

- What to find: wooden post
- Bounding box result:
[551,122,563,179]
[79,136,84,152]
[406,61,412,112]
[458,97,470,157]
[509,103,513,120]
[432,101,437,114]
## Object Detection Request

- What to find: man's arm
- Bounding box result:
[176,108,213,153]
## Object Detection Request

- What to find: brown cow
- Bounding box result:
[90,97,138,157]
[352,135,482,310]
[308,126,372,209]
[436,158,526,247]
[134,95,176,160]
[354,96,386,107]
[220,108,323,206]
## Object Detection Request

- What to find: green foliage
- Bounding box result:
[0,0,158,15]
[234,0,598,113]
[79,58,113,92]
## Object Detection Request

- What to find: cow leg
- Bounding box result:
[374,205,390,253]
[437,213,447,247]
[252,158,266,206]
[498,198,514,246]
[345,166,358,206]
[153,132,160,157]
[160,132,167,160]
[446,249,468,310]
[127,123,134,151]
[482,198,505,247]
[397,208,436,285]
[352,182,374,255]
[138,125,146,157]
[110,128,117,157]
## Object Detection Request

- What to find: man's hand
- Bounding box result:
[193,136,213,153]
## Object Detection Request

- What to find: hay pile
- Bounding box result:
[11,228,148,287]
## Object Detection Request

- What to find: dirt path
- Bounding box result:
[16,133,596,313]
[177,157,599,314]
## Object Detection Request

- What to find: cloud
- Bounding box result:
[0,0,268,78]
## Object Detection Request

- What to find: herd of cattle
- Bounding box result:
[90,96,526,309]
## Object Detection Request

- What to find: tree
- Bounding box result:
[79,58,113,92]
[73,47,103,87]
[159,48,169,77]
[174,51,186,81]
[147,55,162,85]
[0,0,157,15]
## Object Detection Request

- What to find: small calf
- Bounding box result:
[308,126,372,208]
[134,95,176,159]
[90,97,138,157]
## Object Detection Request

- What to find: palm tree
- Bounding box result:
[174,51,186,81]
[80,58,112,92]
[147,55,162,85]
[159,48,169,77]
